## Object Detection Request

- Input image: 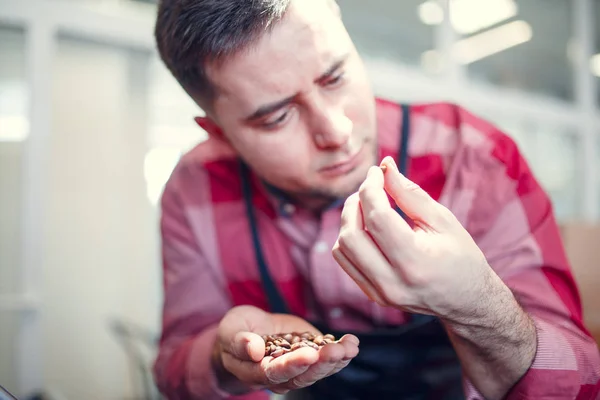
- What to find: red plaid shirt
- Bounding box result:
[153,99,600,399]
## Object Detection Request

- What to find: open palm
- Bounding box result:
[217,305,359,394]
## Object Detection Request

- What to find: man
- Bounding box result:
[152,0,600,399]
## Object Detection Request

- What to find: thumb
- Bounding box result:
[227,331,266,362]
[381,156,450,229]
[219,305,270,362]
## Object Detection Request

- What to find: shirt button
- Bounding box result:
[314,241,329,253]
[329,307,343,319]
[282,203,295,215]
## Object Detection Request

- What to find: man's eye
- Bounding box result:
[263,111,289,129]
[325,73,345,87]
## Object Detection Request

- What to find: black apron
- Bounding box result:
[240,105,465,400]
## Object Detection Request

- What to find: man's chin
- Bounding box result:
[318,168,370,199]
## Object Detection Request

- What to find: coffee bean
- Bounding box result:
[291,342,306,351]
[262,331,338,358]
[306,341,319,350]
[271,348,286,358]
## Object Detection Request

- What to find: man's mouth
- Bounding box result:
[318,144,366,178]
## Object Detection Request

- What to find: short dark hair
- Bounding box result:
[154,0,292,107]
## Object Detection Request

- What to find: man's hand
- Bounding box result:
[212,305,359,395]
[332,156,537,400]
[332,156,498,323]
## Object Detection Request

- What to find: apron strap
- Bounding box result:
[395,103,411,220]
[240,103,411,315]
[239,161,289,314]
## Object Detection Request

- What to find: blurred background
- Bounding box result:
[0,0,599,399]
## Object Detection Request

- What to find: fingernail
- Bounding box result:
[380,156,397,171]
[387,157,398,171]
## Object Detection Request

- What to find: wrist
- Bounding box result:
[442,266,510,328]
[443,274,536,351]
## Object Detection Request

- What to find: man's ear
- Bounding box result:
[194,116,227,141]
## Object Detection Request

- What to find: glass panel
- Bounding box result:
[594,0,600,104]
[145,57,205,206]
[0,24,27,395]
[46,35,161,399]
[597,135,600,219]
[338,0,437,71]
[0,25,27,295]
[532,126,581,222]
[458,0,574,101]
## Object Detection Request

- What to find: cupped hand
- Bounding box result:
[215,305,359,395]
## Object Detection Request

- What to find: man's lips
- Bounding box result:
[319,146,365,177]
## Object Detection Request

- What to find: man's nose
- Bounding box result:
[311,106,353,150]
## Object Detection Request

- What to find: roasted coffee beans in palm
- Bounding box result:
[262,332,336,358]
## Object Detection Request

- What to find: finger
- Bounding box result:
[223,346,318,387]
[338,333,360,348]
[339,192,365,232]
[317,335,360,378]
[285,351,339,389]
[337,334,360,358]
[336,194,386,304]
[264,347,320,384]
[329,359,352,376]
[358,166,413,239]
[227,331,265,362]
[283,337,359,390]
[332,240,388,306]
[381,156,455,231]
[357,166,420,268]
[336,193,408,304]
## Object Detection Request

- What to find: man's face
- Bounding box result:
[206,0,377,204]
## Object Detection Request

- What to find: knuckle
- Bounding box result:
[405,181,425,195]
[381,285,406,306]
[343,192,359,208]
[404,269,429,287]
[289,377,309,389]
[337,230,361,251]
[365,209,390,232]
[437,206,458,227]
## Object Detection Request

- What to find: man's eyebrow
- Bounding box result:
[245,95,296,122]
[315,53,349,84]
[244,54,350,123]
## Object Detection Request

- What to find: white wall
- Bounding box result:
[0,25,27,395]
[39,35,162,399]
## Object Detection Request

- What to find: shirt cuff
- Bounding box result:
[504,318,582,399]
[186,324,232,399]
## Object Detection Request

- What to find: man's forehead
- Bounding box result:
[207,0,347,108]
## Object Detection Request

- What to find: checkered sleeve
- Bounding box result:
[461,120,600,399]
[152,163,237,400]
